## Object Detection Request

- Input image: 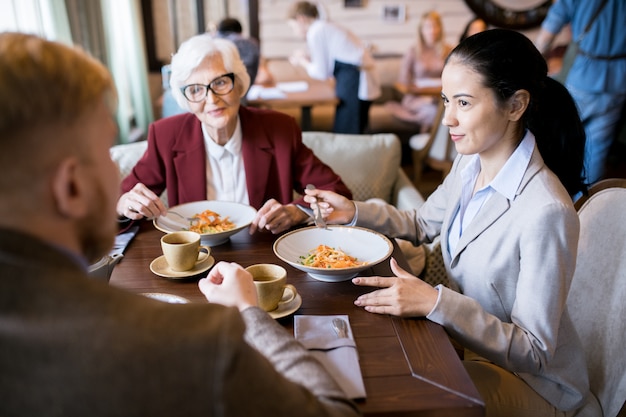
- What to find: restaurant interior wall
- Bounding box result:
[145,0,548,121]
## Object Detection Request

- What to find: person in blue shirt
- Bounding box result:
[536,0,626,185]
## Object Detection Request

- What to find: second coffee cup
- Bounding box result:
[161,231,211,272]
[245,264,297,312]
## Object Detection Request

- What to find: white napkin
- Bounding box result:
[276,81,309,92]
[246,85,286,100]
[294,315,366,399]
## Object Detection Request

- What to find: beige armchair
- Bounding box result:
[301,132,424,210]
[568,179,626,417]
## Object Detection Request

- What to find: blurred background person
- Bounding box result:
[384,11,452,133]
[287,0,381,134]
[118,34,352,235]
[0,31,359,417]
[459,16,487,43]
[535,0,626,185]
[215,17,276,88]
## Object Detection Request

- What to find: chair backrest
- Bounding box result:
[302,132,402,203]
[567,179,626,417]
[110,140,149,180]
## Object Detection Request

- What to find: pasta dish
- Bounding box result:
[300,244,366,269]
[189,209,236,234]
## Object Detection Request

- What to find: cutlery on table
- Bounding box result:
[306,184,327,229]
[332,318,349,339]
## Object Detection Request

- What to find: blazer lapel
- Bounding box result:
[449,193,510,264]
[171,117,207,204]
[447,146,545,265]
[239,108,274,209]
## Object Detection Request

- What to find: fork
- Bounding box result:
[305,184,327,229]
[167,211,195,222]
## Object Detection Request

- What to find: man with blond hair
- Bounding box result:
[0,32,359,417]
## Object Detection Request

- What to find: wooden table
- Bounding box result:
[394,81,442,97]
[247,79,337,130]
[110,223,484,416]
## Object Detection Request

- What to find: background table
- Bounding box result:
[247,79,337,130]
[110,222,484,416]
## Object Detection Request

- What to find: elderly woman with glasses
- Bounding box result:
[117,34,351,234]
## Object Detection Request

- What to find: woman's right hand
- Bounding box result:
[117,183,167,220]
[303,188,356,224]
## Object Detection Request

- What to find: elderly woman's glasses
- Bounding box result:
[181,73,235,102]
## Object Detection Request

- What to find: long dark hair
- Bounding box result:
[446,29,587,197]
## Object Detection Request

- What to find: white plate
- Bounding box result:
[154,201,257,246]
[273,226,393,282]
[268,287,302,319]
[150,254,215,279]
[140,292,190,304]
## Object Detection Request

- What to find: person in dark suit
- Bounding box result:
[118,33,351,234]
[0,31,359,417]
[215,17,260,87]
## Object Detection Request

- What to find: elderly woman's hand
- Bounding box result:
[249,199,309,234]
[117,183,168,220]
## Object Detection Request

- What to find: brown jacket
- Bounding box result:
[0,228,359,417]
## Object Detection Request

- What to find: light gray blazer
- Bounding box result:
[355,147,590,411]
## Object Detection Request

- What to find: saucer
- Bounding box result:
[140,292,190,304]
[149,254,215,279]
[268,287,302,319]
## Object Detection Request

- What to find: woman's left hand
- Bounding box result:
[249,199,308,234]
[352,258,439,317]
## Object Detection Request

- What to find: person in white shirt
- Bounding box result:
[287,1,380,134]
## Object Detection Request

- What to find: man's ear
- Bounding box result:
[51,157,89,219]
[508,89,530,122]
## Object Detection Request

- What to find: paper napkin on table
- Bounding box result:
[294,315,366,399]
[276,81,309,92]
[246,85,286,100]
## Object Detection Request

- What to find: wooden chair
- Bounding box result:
[408,100,456,184]
[568,178,626,416]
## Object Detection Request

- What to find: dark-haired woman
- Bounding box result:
[305,29,598,416]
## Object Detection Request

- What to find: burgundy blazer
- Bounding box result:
[121,106,351,208]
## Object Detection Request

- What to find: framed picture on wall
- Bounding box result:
[344,0,363,8]
[382,5,405,23]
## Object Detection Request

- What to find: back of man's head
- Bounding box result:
[217,18,243,35]
[0,32,115,197]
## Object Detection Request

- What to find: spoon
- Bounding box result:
[305,184,327,229]
[332,318,349,339]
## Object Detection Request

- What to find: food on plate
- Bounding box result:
[189,209,236,234]
[299,245,367,269]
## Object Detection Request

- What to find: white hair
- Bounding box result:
[169,34,250,111]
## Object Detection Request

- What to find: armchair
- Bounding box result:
[301,132,424,210]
